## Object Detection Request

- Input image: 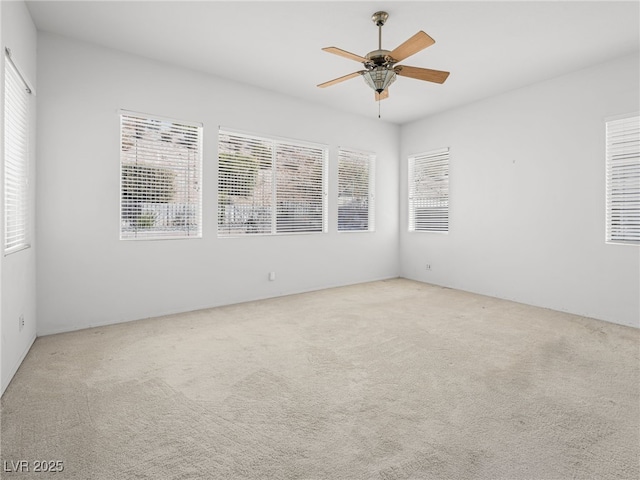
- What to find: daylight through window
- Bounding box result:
[338,148,375,232]
[218,129,328,236]
[408,148,449,233]
[120,112,202,240]
[606,115,640,245]
[4,50,32,253]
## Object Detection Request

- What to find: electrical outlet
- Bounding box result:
[18,314,24,332]
[269,272,276,281]
[426,264,431,271]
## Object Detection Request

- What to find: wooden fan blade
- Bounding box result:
[322,47,368,63]
[375,89,389,101]
[317,71,363,88]
[395,65,450,84]
[389,31,435,62]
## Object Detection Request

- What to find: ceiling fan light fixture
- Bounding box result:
[362,67,396,94]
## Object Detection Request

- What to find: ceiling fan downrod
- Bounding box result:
[372,11,388,51]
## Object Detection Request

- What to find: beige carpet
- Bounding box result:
[1,278,638,479]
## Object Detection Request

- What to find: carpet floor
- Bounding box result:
[1,279,638,479]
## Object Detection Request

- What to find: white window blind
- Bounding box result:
[120,112,202,240]
[408,148,449,233]
[338,148,375,232]
[218,132,273,234]
[218,129,327,236]
[4,52,31,253]
[606,115,640,245]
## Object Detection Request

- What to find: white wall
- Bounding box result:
[400,53,640,327]
[36,33,400,335]
[1,0,37,394]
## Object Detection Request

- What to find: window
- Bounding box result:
[408,148,449,233]
[4,49,32,253]
[120,112,202,240]
[606,115,640,245]
[338,148,375,231]
[218,129,327,236]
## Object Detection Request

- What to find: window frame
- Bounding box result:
[3,48,33,255]
[337,147,376,233]
[217,128,328,237]
[408,147,450,233]
[605,113,640,245]
[119,110,203,241]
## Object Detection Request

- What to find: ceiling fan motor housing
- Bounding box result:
[365,49,395,67]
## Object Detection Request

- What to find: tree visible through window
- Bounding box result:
[218,129,327,236]
[120,112,202,239]
[338,148,375,231]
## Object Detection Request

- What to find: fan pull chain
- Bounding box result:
[378,99,381,119]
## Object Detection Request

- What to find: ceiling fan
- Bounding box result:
[318,11,450,102]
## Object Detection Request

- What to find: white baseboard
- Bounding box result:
[1,333,37,396]
[37,275,402,337]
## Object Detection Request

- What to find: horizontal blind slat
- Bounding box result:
[409,148,449,233]
[218,129,327,236]
[338,148,375,232]
[4,55,30,252]
[120,113,202,240]
[606,115,640,244]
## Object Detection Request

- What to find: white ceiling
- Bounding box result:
[26,0,640,125]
